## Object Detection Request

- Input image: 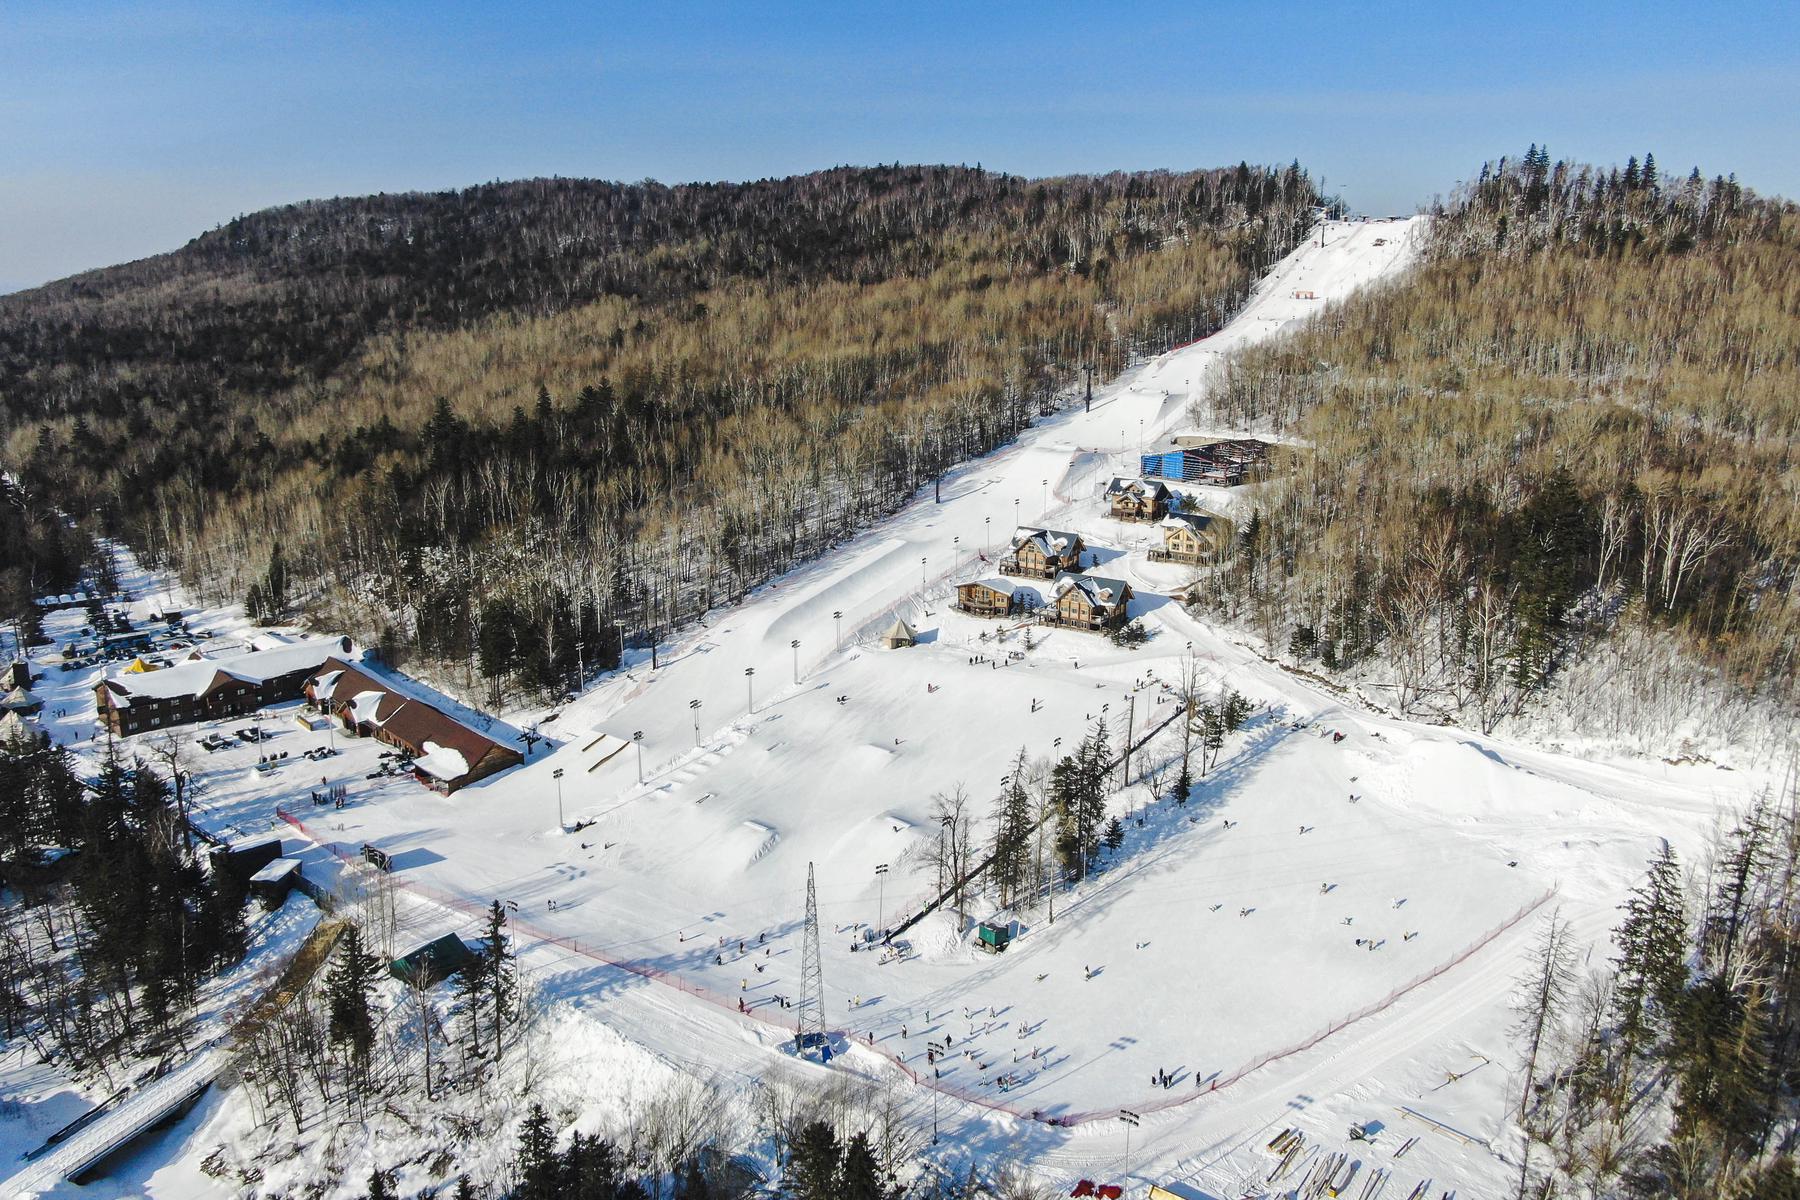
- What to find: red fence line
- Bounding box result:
[275,806,1553,1129]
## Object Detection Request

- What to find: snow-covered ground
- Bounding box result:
[5,217,1770,1198]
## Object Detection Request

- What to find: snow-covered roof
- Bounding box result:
[1105,476,1169,498]
[347,690,387,725]
[310,669,344,702]
[248,857,301,885]
[959,576,1036,599]
[1160,511,1220,532]
[1010,527,1081,556]
[2,686,37,710]
[413,742,472,782]
[1053,573,1132,607]
[98,636,350,707]
[307,657,524,787]
[881,618,918,645]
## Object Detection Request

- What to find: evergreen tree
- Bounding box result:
[326,923,382,1084]
[786,1120,841,1200]
[1104,815,1125,853]
[455,1175,479,1200]
[989,749,1034,906]
[1705,805,1769,979]
[516,1103,560,1200]
[838,1131,887,1200]
[673,1158,714,1200]
[1611,846,1689,1076]
[1196,704,1226,776]
[564,1130,647,1200]
[480,900,518,1057]
[365,1167,396,1200]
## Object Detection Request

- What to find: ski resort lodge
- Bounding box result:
[1150,510,1235,564]
[1000,528,1085,579]
[1046,573,1134,632]
[93,636,352,736]
[303,659,524,794]
[1104,477,1172,522]
[953,577,1042,619]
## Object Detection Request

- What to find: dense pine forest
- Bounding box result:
[0,746,248,1078]
[1202,150,1799,755]
[0,164,1321,698]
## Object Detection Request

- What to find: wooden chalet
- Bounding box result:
[305,658,524,794]
[953,577,1042,619]
[1046,573,1134,632]
[1104,477,1172,522]
[93,636,351,736]
[1000,528,1084,579]
[1150,511,1235,564]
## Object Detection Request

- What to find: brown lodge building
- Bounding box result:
[304,659,523,793]
[95,637,352,736]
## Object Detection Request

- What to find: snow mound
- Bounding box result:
[722,819,781,868]
[847,742,897,771]
[908,911,976,964]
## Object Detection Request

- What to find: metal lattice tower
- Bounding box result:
[796,861,826,1054]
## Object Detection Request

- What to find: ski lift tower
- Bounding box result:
[796,861,827,1057]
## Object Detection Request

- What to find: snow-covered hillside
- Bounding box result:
[15,217,1769,1199]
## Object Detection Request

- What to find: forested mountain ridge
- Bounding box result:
[1,167,1290,423]
[1205,149,1799,756]
[0,164,1320,695]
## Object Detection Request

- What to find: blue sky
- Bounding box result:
[3,1,1797,294]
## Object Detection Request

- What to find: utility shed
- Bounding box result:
[390,933,474,988]
[247,857,301,908]
[211,838,283,885]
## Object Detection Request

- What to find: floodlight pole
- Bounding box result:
[790,639,800,685]
[745,666,756,714]
[875,863,889,934]
[552,767,565,831]
[633,730,644,784]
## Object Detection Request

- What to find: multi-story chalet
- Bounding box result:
[1000,528,1085,579]
[1150,510,1235,564]
[1047,573,1134,632]
[305,658,524,794]
[94,637,352,736]
[1104,477,1172,522]
[953,577,1042,619]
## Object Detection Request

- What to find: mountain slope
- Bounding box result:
[0,164,1321,694]
[1199,150,1799,752]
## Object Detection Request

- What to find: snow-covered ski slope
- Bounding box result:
[196,217,1761,1197]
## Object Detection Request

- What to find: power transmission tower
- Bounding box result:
[796,861,826,1056]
